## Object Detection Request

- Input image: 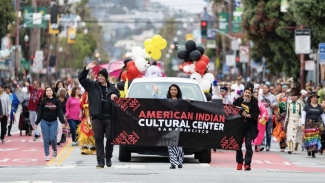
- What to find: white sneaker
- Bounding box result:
[72,142,77,146]
[45,156,50,161]
[294,151,298,154]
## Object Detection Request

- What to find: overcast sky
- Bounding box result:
[151,0,210,14]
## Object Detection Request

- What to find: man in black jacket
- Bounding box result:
[79,61,120,168]
[233,83,259,171]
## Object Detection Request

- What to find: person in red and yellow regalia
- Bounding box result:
[76,92,96,155]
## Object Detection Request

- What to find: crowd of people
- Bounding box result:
[214,76,325,170]
[1,64,325,170]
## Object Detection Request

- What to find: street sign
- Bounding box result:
[295,29,311,54]
[23,7,48,28]
[319,43,325,63]
[305,60,315,70]
[239,46,249,63]
[218,12,228,33]
[231,40,239,50]
[226,54,235,66]
[206,40,216,49]
[32,50,43,73]
[207,29,216,39]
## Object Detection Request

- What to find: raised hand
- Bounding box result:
[152,84,158,91]
[86,61,98,70]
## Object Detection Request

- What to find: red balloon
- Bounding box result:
[126,61,135,69]
[195,60,206,72]
[136,72,143,78]
[200,55,209,65]
[121,71,127,81]
[126,72,134,81]
[127,65,139,77]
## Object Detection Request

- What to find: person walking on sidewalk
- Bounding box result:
[0,85,10,143]
[56,87,68,146]
[258,84,278,151]
[301,92,325,158]
[233,83,260,171]
[4,86,19,136]
[65,87,82,146]
[284,88,303,154]
[23,75,44,141]
[35,86,65,161]
[78,61,120,168]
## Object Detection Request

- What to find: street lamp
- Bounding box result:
[177,30,182,36]
[83,29,88,34]
[81,21,86,28]
[24,35,29,42]
[237,38,242,45]
[58,47,63,53]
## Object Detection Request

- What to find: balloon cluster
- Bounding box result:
[177,40,214,93]
[144,35,167,60]
[177,40,209,75]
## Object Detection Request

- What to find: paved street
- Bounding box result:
[0,114,325,183]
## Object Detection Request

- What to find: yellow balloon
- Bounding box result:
[152,35,163,43]
[158,39,167,50]
[144,39,152,48]
[145,44,154,54]
[119,90,125,98]
[151,49,161,60]
[152,40,161,47]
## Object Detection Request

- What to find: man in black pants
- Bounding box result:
[233,83,259,171]
[79,61,120,168]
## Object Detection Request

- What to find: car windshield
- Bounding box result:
[128,81,205,101]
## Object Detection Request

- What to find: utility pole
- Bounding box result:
[15,0,20,79]
[299,25,305,89]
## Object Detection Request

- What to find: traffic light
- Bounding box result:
[201,20,207,37]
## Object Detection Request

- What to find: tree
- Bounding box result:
[0,0,15,39]
[242,0,300,78]
[58,32,97,69]
[289,0,325,50]
[159,18,177,77]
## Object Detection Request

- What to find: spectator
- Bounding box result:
[145,61,162,77]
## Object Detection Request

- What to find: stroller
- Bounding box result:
[18,99,32,136]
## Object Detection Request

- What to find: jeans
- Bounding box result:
[262,118,273,147]
[41,119,58,156]
[92,118,114,164]
[236,125,253,165]
[0,116,8,140]
[68,119,80,142]
[29,110,41,136]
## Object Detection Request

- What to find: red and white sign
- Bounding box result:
[305,60,315,71]
[239,46,249,63]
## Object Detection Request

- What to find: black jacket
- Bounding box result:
[78,67,120,119]
[233,96,260,139]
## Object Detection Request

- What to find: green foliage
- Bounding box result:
[0,0,15,39]
[242,0,299,78]
[289,0,325,49]
[58,32,97,69]
[159,18,177,77]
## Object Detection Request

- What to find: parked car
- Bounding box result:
[118,77,211,163]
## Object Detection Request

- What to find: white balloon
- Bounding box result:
[203,73,215,83]
[135,57,148,72]
[200,79,211,91]
[189,64,196,73]
[125,52,133,58]
[190,72,202,83]
[132,46,143,59]
[183,65,191,73]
